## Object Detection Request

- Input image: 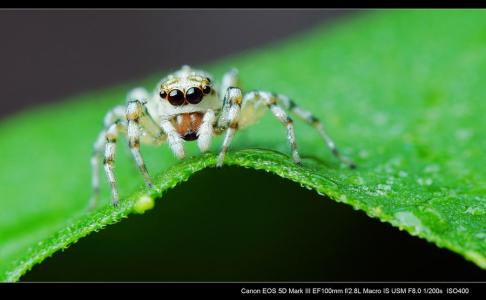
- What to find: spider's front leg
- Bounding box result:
[126,100,158,189]
[216,87,243,167]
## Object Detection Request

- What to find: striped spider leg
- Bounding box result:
[274,94,356,169]
[214,69,355,168]
[90,88,165,208]
[215,68,301,166]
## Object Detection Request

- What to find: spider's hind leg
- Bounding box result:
[275,94,356,169]
[89,105,126,209]
[103,122,124,207]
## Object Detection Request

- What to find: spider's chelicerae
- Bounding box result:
[90,65,355,207]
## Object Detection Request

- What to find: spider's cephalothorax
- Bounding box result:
[90,65,355,207]
[156,66,218,142]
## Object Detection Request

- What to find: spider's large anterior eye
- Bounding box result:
[202,85,211,94]
[167,89,184,106]
[186,87,204,104]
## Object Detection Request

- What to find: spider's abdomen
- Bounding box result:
[172,112,204,141]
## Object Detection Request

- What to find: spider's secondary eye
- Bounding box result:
[186,87,204,104]
[159,90,167,99]
[202,85,211,94]
[167,89,184,106]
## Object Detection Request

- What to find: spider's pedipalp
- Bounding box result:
[160,119,185,159]
[275,94,356,168]
[197,109,216,152]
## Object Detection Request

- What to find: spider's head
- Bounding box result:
[158,65,215,107]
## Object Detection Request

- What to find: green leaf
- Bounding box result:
[1,10,486,281]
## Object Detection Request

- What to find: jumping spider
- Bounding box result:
[90,65,355,207]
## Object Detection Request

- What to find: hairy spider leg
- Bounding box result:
[240,91,302,164]
[126,100,162,190]
[90,89,165,208]
[274,93,356,169]
[219,67,240,97]
[103,122,123,206]
[89,105,126,209]
[216,87,243,167]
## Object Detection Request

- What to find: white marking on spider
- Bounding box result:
[89,65,356,208]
